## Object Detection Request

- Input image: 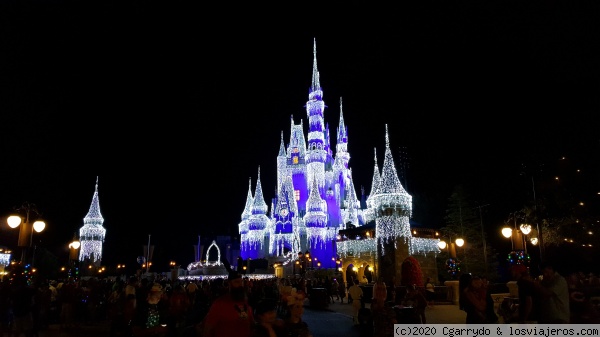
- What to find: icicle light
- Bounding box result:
[410,237,441,256]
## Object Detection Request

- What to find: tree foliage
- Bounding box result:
[439,185,500,281]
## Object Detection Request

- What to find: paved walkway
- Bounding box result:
[303,299,467,337]
[320,299,467,324]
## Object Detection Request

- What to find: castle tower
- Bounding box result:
[79,176,106,266]
[243,167,270,259]
[305,38,327,193]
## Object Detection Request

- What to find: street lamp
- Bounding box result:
[437,237,465,259]
[68,234,80,277]
[501,213,531,266]
[7,202,46,264]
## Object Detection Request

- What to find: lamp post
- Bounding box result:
[7,202,46,264]
[437,236,465,277]
[68,234,80,278]
[501,213,531,266]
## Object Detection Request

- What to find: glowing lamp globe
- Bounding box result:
[69,241,81,249]
[520,224,532,235]
[502,227,513,238]
[437,240,447,249]
[33,221,46,232]
[455,238,465,247]
[7,215,22,228]
[530,237,539,245]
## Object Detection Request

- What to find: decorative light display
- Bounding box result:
[337,238,376,258]
[446,258,461,277]
[204,240,222,267]
[0,253,10,266]
[410,237,441,256]
[234,40,437,268]
[79,177,106,264]
[179,274,277,282]
[507,250,531,266]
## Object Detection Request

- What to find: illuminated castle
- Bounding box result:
[238,40,440,270]
[78,176,106,266]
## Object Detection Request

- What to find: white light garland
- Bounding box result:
[204,240,222,267]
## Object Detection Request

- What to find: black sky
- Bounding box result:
[1,0,599,269]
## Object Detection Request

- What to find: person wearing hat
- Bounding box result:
[202,271,254,337]
[130,283,169,337]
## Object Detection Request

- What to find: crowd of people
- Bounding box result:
[2,260,599,337]
[461,261,600,324]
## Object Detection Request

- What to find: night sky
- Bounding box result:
[1,1,599,270]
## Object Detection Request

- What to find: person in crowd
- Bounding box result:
[348,279,363,325]
[124,276,138,322]
[460,274,489,323]
[58,277,78,331]
[283,289,312,337]
[166,282,191,337]
[567,272,600,323]
[338,280,347,304]
[10,274,37,337]
[424,277,435,307]
[278,279,293,317]
[403,284,427,324]
[510,264,539,323]
[130,283,169,337]
[330,279,340,303]
[186,280,198,306]
[536,261,570,323]
[371,281,396,337]
[250,298,284,337]
[202,271,254,337]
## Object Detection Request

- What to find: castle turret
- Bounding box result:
[79,176,106,266]
[243,167,271,259]
[371,125,413,253]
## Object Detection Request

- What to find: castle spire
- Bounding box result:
[241,177,254,220]
[367,148,382,208]
[278,131,286,157]
[311,38,321,93]
[251,166,268,215]
[84,176,103,222]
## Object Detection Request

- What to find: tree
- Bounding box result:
[440,185,499,281]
